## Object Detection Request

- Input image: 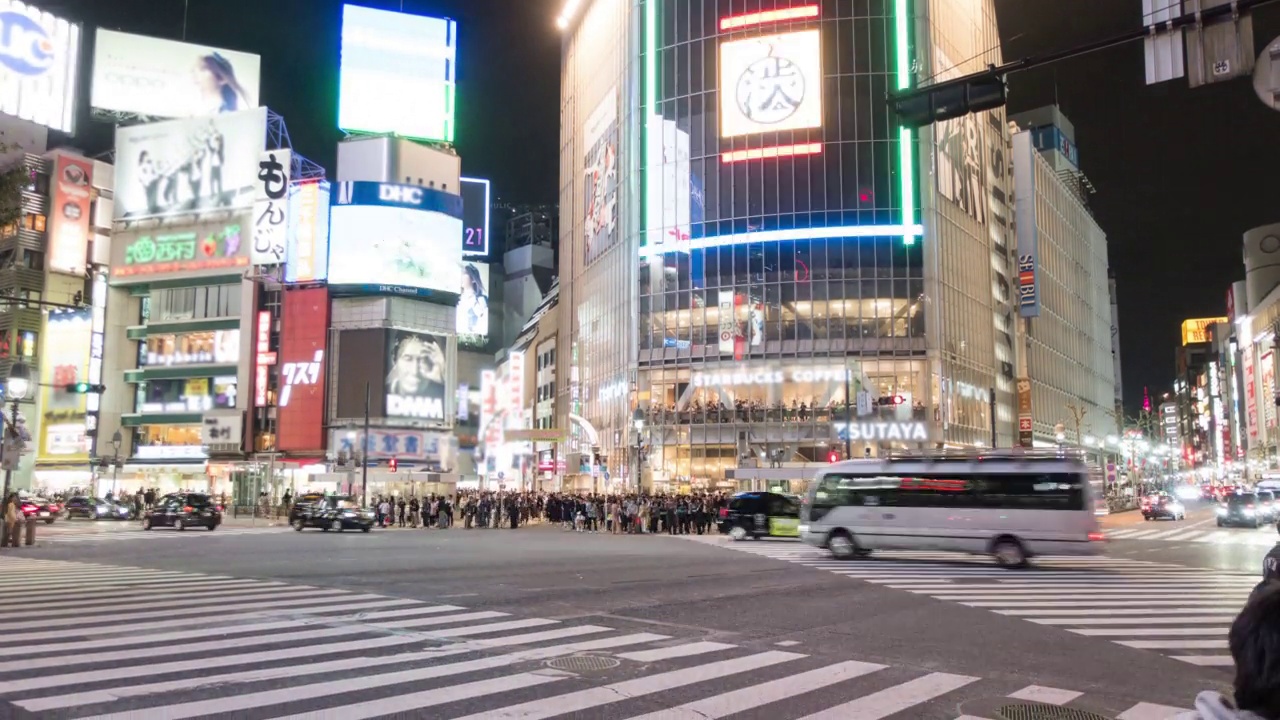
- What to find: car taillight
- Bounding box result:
[1088,532,1105,542]
[1247,504,1255,509]
[182,506,193,513]
[718,508,728,519]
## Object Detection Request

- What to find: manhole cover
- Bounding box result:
[543,654,621,672]
[997,704,1110,720]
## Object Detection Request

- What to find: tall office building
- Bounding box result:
[555,0,1057,491]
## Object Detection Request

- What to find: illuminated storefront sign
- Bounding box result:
[717,291,734,354]
[48,153,92,276]
[251,148,291,265]
[135,445,206,460]
[721,142,821,164]
[638,224,923,259]
[86,271,106,418]
[461,177,490,256]
[332,428,454,463]
[143,330,239,367]
[254,310,275,407]
[115,223,248,278]
[834,421,931,442]
[37,309,91,462]
[719,5,819,31]
[1181,317,1228,346]
[277,288,329,451]
[719,29,822,138]
[692,366,850,388]
[0,1,80,133]
[285,180,330,283]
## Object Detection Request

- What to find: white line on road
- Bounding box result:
[616,641,737,662]
[795,672,980,720]
[1029,616,1235,625]
[1117,702,1193,719]
[1008,685,1083,705]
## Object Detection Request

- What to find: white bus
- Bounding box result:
[799,451,1106,567]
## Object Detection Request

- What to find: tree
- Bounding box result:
[0,134,33,231]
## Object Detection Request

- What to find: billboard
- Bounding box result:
[335,328,386,418]
[1012,131,1040,318]
[583,87,618,266]
[251,149,291,265]
[111,218,248,280]
[1181,317,1228,345]
[90,30,260,119]
[0,2,79,133]
[47,153,92,276]
[113,106,267,222]
[338,4,456,142]
[457,261,489,340]
[285,180,331,283]
[460,177,490,256]
[386,330,448,422]
[277,288,329,452]
[37,309,91,462]
[719,29,822,138]
[328,181,463,297]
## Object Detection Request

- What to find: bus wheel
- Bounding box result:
[828,530,858,560]
[993,537,1028,568]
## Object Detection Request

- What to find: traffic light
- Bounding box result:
[65,383,105,394]
[891,72,1007,129]
[827,450,840,464]
[389,457,398,473]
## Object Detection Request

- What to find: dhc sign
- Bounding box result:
[0,11,54,76]
[379,184,423,205]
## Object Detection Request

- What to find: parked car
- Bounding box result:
[291,495,374,533]
[64,496,133,520]
[142,492,222,531]
[18,496,59,524]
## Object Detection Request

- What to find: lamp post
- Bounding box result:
[632,408,644,494]
[110,429,122,499]
[1,361,32,503]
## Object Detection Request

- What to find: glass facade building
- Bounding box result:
[558,0,1047,491]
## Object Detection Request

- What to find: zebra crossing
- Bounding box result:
[680,535,1254,670]
[1106,525,1278,546]
[0,557,1195,719]
[33,523,290,544]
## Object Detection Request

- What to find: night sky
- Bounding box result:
[47,0,1280,414]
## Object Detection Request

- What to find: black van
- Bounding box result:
[717,492,801,540]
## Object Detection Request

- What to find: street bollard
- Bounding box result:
[23,517,34,546]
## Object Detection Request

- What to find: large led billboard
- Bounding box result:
[47,152,92,277]
[37,309,91,463]
[386,330,449,422]
[328,181,462,297]
[0,1,80,133]
[460,177,489,257]
[338,4,456,142]
[285,180,331,283]
[110,217,249,281]
[457,261,489,341]
[90,30,261,119]
[719,29,822,138]
[277,288,329,452]
[582,87,618,266]
[113,106,267,222]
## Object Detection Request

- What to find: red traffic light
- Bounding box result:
[827,450,840,463]
[890,394,906,405]
[389,457,398,473]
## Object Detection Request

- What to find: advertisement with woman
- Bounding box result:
[385,331,449,423]
[457,262,489,340]
[91,30,261,119]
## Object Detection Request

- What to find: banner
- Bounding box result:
[251,149,291,265]
[1012,131,1039,318]
[582,87,618,266]
[1244,347,1259,441]
[47,153,92,276]
[718,291,734,354]
[285,180,330,283]
[277,288,329,452]
[37,309,91,462]
[385,330,448,422]
[113,107,267,222]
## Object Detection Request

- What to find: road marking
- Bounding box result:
[3,586,342,622]
[1117,639,1229,649]
[996,607,1240,616]
[963,599,1247,608]
[0,579,284,610]
[1117,702,1193,719]
[260,673,569,720]
[368,610,510,629]
[928,592,1248,601]
[620,660,888,720]
[428,618,560,637]
[1169,655,1233,666]
[1008,685,1083,705]
[617,641,737,662]
[1030,616,1235,626]
[448,651,806,720]
[1070,627,1228,637]
[796,672,980,720]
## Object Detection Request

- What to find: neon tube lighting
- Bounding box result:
[721,143,822,164]
[719,5,820,31]
[556,0,585,29]
[638,224,925,259]
[894,0,915,246]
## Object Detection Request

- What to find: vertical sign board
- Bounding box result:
[48,153,92,276]
[1016,377,1033,447]
[285,180,330,283]
[718,290,734,354]
[37,309,91,462]
[0,1,80,133]
[85,271,106,432]
[505,352,527,454]
[460,177,490,257]
[1244,346,1259,442]
[479,369,499,453]
[277,288,329,451]
[1012,131,1040,318]
[1263,351,1276,431]
[254,310,275,407]
[251,148,291,265]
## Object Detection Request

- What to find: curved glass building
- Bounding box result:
[557,0,1046,492]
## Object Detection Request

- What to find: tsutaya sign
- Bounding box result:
[692,367,849,387]
[834,421,932,442]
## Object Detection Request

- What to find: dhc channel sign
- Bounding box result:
[334,181,463,217]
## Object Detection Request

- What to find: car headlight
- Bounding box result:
[1245,508,1256,516]
[1216,506,1227,515]
[1169,503,1184,512]
[798,524,810,534]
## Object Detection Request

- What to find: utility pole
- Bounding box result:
[361,382,371,507]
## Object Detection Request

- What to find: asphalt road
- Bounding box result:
[0,515,1255,719]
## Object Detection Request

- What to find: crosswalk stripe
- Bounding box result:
[998,607,1238,616]
[4,587,342,621]
[266,672,571,720]
[0,581,292,611]
[430,618,560,637]
[1119,639,1228,649]
[964,599,1243,608]
[18,632,667,713]
[367,609,509,629]
[892,583,1252,591]
[0,576,241,600]
[1169,655,1233,666]
[0,568,188,583]
[1008,685,1082,705]
[616,641,737,662]
[1117,702,1194,719]
[1072,627,1227,636]
[8,595,417,632]
[928,593,1247,601]
[797,672,980,720]
[448,650,806,720]
[1030,616,1235,625]
[0,570,195,589]
[620,660,888,720]
[6,617,312,658]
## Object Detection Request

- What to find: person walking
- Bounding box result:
[3,493,20,547]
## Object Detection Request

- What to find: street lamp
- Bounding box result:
[632,408,645,494]
[1,361,31,503]
[110,429,122,498]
